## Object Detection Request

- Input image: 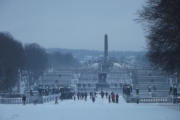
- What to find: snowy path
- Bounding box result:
[0,96,179,120]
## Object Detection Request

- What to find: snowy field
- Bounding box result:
[0,96,180,120]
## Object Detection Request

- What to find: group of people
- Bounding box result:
[74,92,96,102]
[108,92,119,103]
[99,91,119,103]
[76,92,88,101]
[22,91,120,105]
[71,91,120,103]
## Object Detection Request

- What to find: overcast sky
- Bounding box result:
[0,0,146,51]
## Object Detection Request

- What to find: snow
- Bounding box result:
[0,95,179,120]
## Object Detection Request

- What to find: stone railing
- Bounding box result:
[0,94,60,104]
[139,97,169,103]
[0,98,22,104]
[123,94,172,103]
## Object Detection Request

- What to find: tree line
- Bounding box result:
[0,32,78,92]
[48,51,79,69]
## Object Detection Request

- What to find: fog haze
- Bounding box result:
[0,0,146,51]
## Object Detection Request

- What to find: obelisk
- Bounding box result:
[104,34,108,63]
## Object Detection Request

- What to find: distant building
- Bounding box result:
[77,64,132,92]
[39,70,78,90]
[77,69,97,92]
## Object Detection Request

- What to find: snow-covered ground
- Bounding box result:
[0,95,179,120]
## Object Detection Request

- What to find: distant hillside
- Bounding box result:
[47,48,102,59]
[47,48,146,59]
[46,48,149,66]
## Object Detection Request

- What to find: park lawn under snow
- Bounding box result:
[0,96,179,120]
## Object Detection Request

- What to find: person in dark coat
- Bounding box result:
[116,94,119,103]
[90,92,92,99]
[22,95,26,105]
[92,94,95,103]
[77,92,80,100]
[112,93,115,103]
[108,95,111,103]
[85,92,87,101]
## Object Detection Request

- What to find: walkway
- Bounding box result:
[0,96,179,120]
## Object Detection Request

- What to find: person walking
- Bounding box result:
[77,92,80,100]
[92,94,95,103]
[22,95,26,105]
[108,95,111,103]
[85,92,87,101]
[116,94,119,103]
[90,92,92,99]
[112,93,115,103]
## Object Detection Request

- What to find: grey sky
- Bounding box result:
[0,0,146,51]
